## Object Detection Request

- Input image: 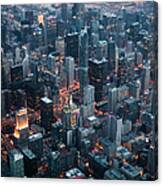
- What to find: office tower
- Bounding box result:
[99,25,107,41]
[89,58,108,102]
[66,129,77,147]
[72,3,85,18]
[108,40,116,71]
[40,97,53,132]
[22,46,29,78]
[142,63,151,91]
[61,4,68,23]
[107,86,118,113]
[64,32,79,61]
[46,15,57,44]
[48,51,56,72]
[57,20,65,37]
[96,40,108,60]
[22,148,37,177]
[147,146,157,178]
[21,20,31,44]
[15,47,21,64]
[12,89,27,110]
[11,64,23,83]
[49,151,61,177]
[79,67,89,95]
[122,120,132,135]
[33,26,44,48]
[79,27,89,94]
[9,149,24,177]
[36,14,47,47]
[136,51,143,65]
[64,57,75,88]
[80,85,95,125]
[110,116,122,146]
[55,37,65,56]
[24,10,34,25]
[79,27,88,68]
[1,89,12,118]
[83,85,95,105]
[129,80,141,100]
[126,40,133,54]
[62,97,79,130]
[123,97,139,123]
[1,58,11,89]
[51,121,64,143]
[14,108,29,148]
[25,81,44,110]
[90,32,99,48]
[88,151,109,179]
[140,111,154,133]
[117,85,129,102]
[28,133,43,159]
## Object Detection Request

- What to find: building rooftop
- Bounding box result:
[29,132,43,142]
[65,168,85,179]
[9,149,24,161]
[41,97,53,104]
[22,148,36,160]
[120,164,140,178]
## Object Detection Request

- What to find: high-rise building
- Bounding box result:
[14,108,29,148]
[62,97,79,130]
[65,32,79,61]
[142,63,151,91]
[79,28,89,94]
[28,133,43,159]
[11,64,23,83]
[8,149,24,177]
[49,151,61,177]
[107,86,118,113]
[96,40,108,60]
[129,80,141,100]
[110,115,122,146]
[22,46,29,78]
[80,85,95,125]
[51,121,64,143]
[64,57,75,88]
[89,58,108,102]
[22,148,37,177]
[40,97,53,132]
[108,40,116,71]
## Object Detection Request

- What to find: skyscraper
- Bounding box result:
[79,27,89,94]
[96,40,108,60]
[22,148,37,177]
[13,108,29,148]
[65,32,79,61]
[8,149,24,177]
[40,97,53,132]
[64,56,75,88]
[89,58,108,102]
[109,115,122,146]
[28,133,43,159]
[108,86,118,113]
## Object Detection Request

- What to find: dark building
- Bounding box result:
[11,64,23,83]
[64,32,79,61]
[51,121,64,144]
[40,97,53,132]
[89,58,108,102]
[22,148,37,177]
[28,133,43,159]
[108,40,116,71]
